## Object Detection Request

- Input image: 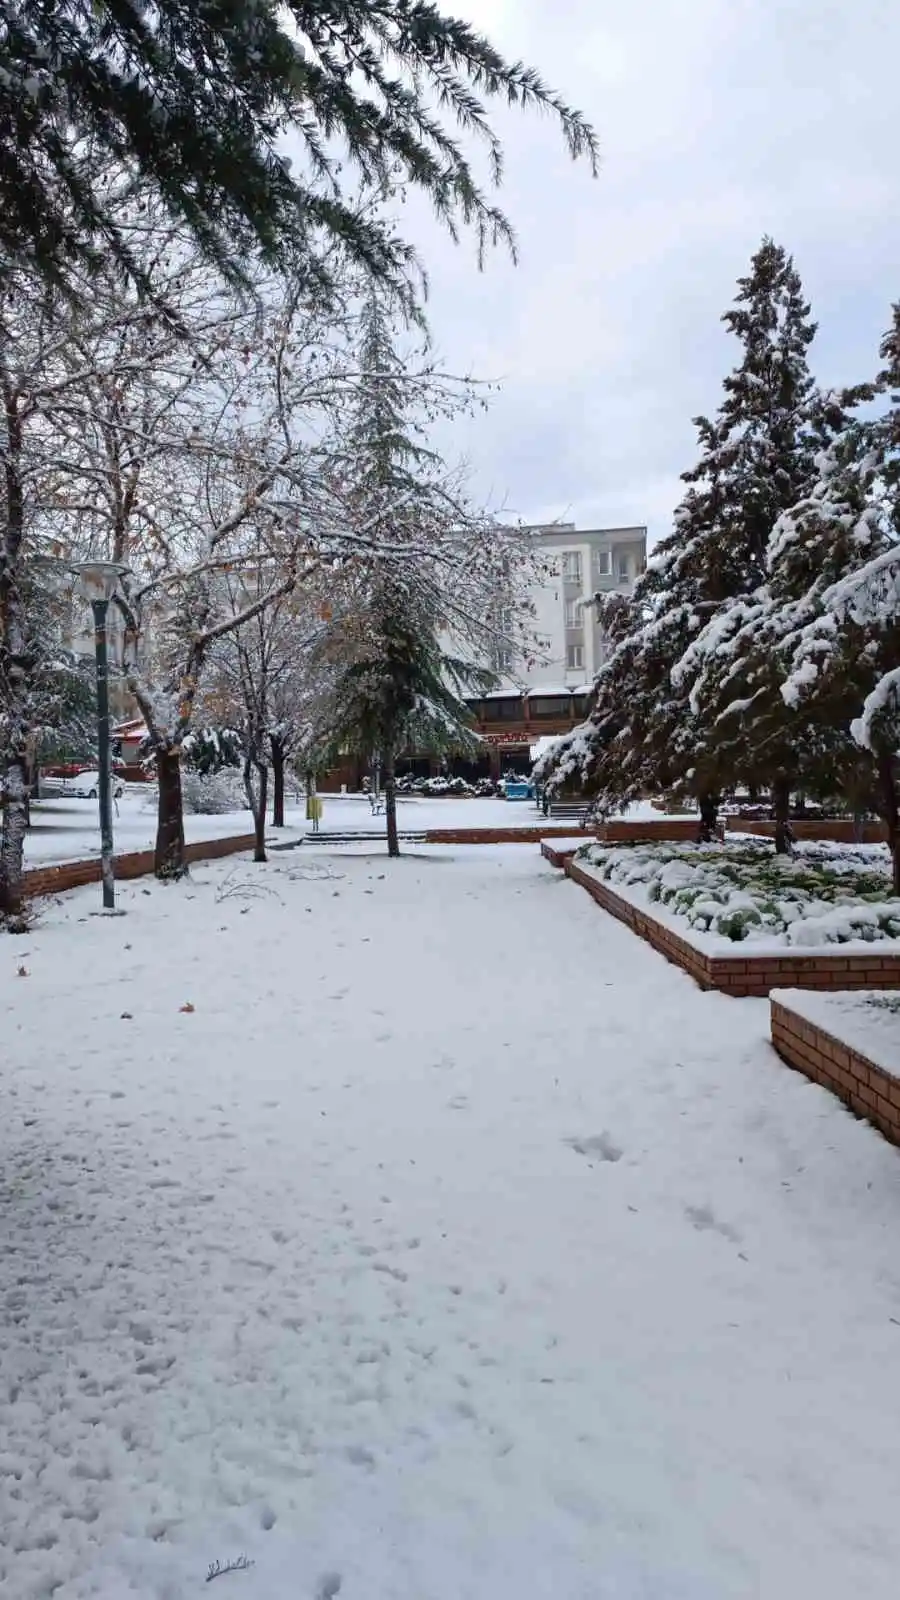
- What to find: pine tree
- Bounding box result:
[323,591,485,854]
[537,239,825,834]
[673,389,862,851]
[668,240,826,819]
[0,1,597,295]
[777,304,900,884]
[313,293,489,857]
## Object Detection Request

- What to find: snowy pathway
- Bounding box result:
[3,846,900,1599]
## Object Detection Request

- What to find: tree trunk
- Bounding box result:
[697,792,719,843]
[155,747,187,879]
[271,737,285,828]
[772,774,793,855]
[244,757,268,863]
[384,751,400,858]
[0,752,29,929]
[852,809,865,845]
[0,381,29,928]
[877,752,900,895]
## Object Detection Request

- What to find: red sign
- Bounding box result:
[480,730,530,747]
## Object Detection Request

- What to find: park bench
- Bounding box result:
[544,799,593,828]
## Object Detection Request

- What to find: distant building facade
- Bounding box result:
[451,522,647,781]
[493,521,647,692]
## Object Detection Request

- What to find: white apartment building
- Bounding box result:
[493,522,647,692]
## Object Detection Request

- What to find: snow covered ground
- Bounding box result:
[4,845,900,1598]
[22,794,665,868]
[23,795,268,869]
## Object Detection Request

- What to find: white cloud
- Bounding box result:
[390,0,900,545]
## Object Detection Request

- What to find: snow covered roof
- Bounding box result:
[477,685,592,702]
[525,685,590,698]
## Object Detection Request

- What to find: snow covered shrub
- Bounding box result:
[181,768,248,814]
[714,905,764,941]
[576,838,900,946]
[181,726,241,776]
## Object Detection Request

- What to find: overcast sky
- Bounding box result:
[394,0,900,547]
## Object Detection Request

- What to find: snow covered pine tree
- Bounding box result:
[304,293,501,857]
[778,303,900,885]
[538,238,829,843]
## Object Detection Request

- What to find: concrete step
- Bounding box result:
[271,831,427,848]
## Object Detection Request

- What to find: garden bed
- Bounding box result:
[557,841,900,997]
[771,989,900,1147]
[576,838,900,950]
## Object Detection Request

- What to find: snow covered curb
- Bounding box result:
[771,989,900,1148]
[575,838,900,952]
[563,858,900,997]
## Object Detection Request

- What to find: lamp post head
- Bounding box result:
[73,560,130,605]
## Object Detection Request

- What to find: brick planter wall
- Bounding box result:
[541,840,581,868]
[425,826,591,846]
[596,818,709,843]
[771,995,900,1147]
[563,859,900,997]
[24,832,256,900]
[566,860,714,987]
[424,818,716,848]
[724,817,886,844]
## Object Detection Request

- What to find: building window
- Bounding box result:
[485,695,523,721]
[561,550,582,583]
[566,643,584,671]
[530,696,570,718]
[492,648,512,673]
[594,549,611,576]
[617,556,630,581]
[564,598,581,628]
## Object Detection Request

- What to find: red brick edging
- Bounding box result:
[556,857,900,997]
[541,839,581,868]
[771,996,900,1147]
[424,826,591,845]
[24,833,256,900]
[725,816,886,844]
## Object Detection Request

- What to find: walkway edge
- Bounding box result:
[24,834,256,900]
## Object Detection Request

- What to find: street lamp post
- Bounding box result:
[73,562,128,912]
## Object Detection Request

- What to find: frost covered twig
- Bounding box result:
[214,867,283,906]
[206,1553,255,1582]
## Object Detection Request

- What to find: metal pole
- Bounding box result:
[91,597,115,911]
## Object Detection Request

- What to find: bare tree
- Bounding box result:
[29,201,369,877]
[1,261,149,923]
[201,573,335,858]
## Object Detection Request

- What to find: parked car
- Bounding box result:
[41,762,89,779]
[63,771,125,800]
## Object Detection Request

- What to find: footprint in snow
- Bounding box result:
[566,1132,623,1163]
[685,1204,742,1243]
